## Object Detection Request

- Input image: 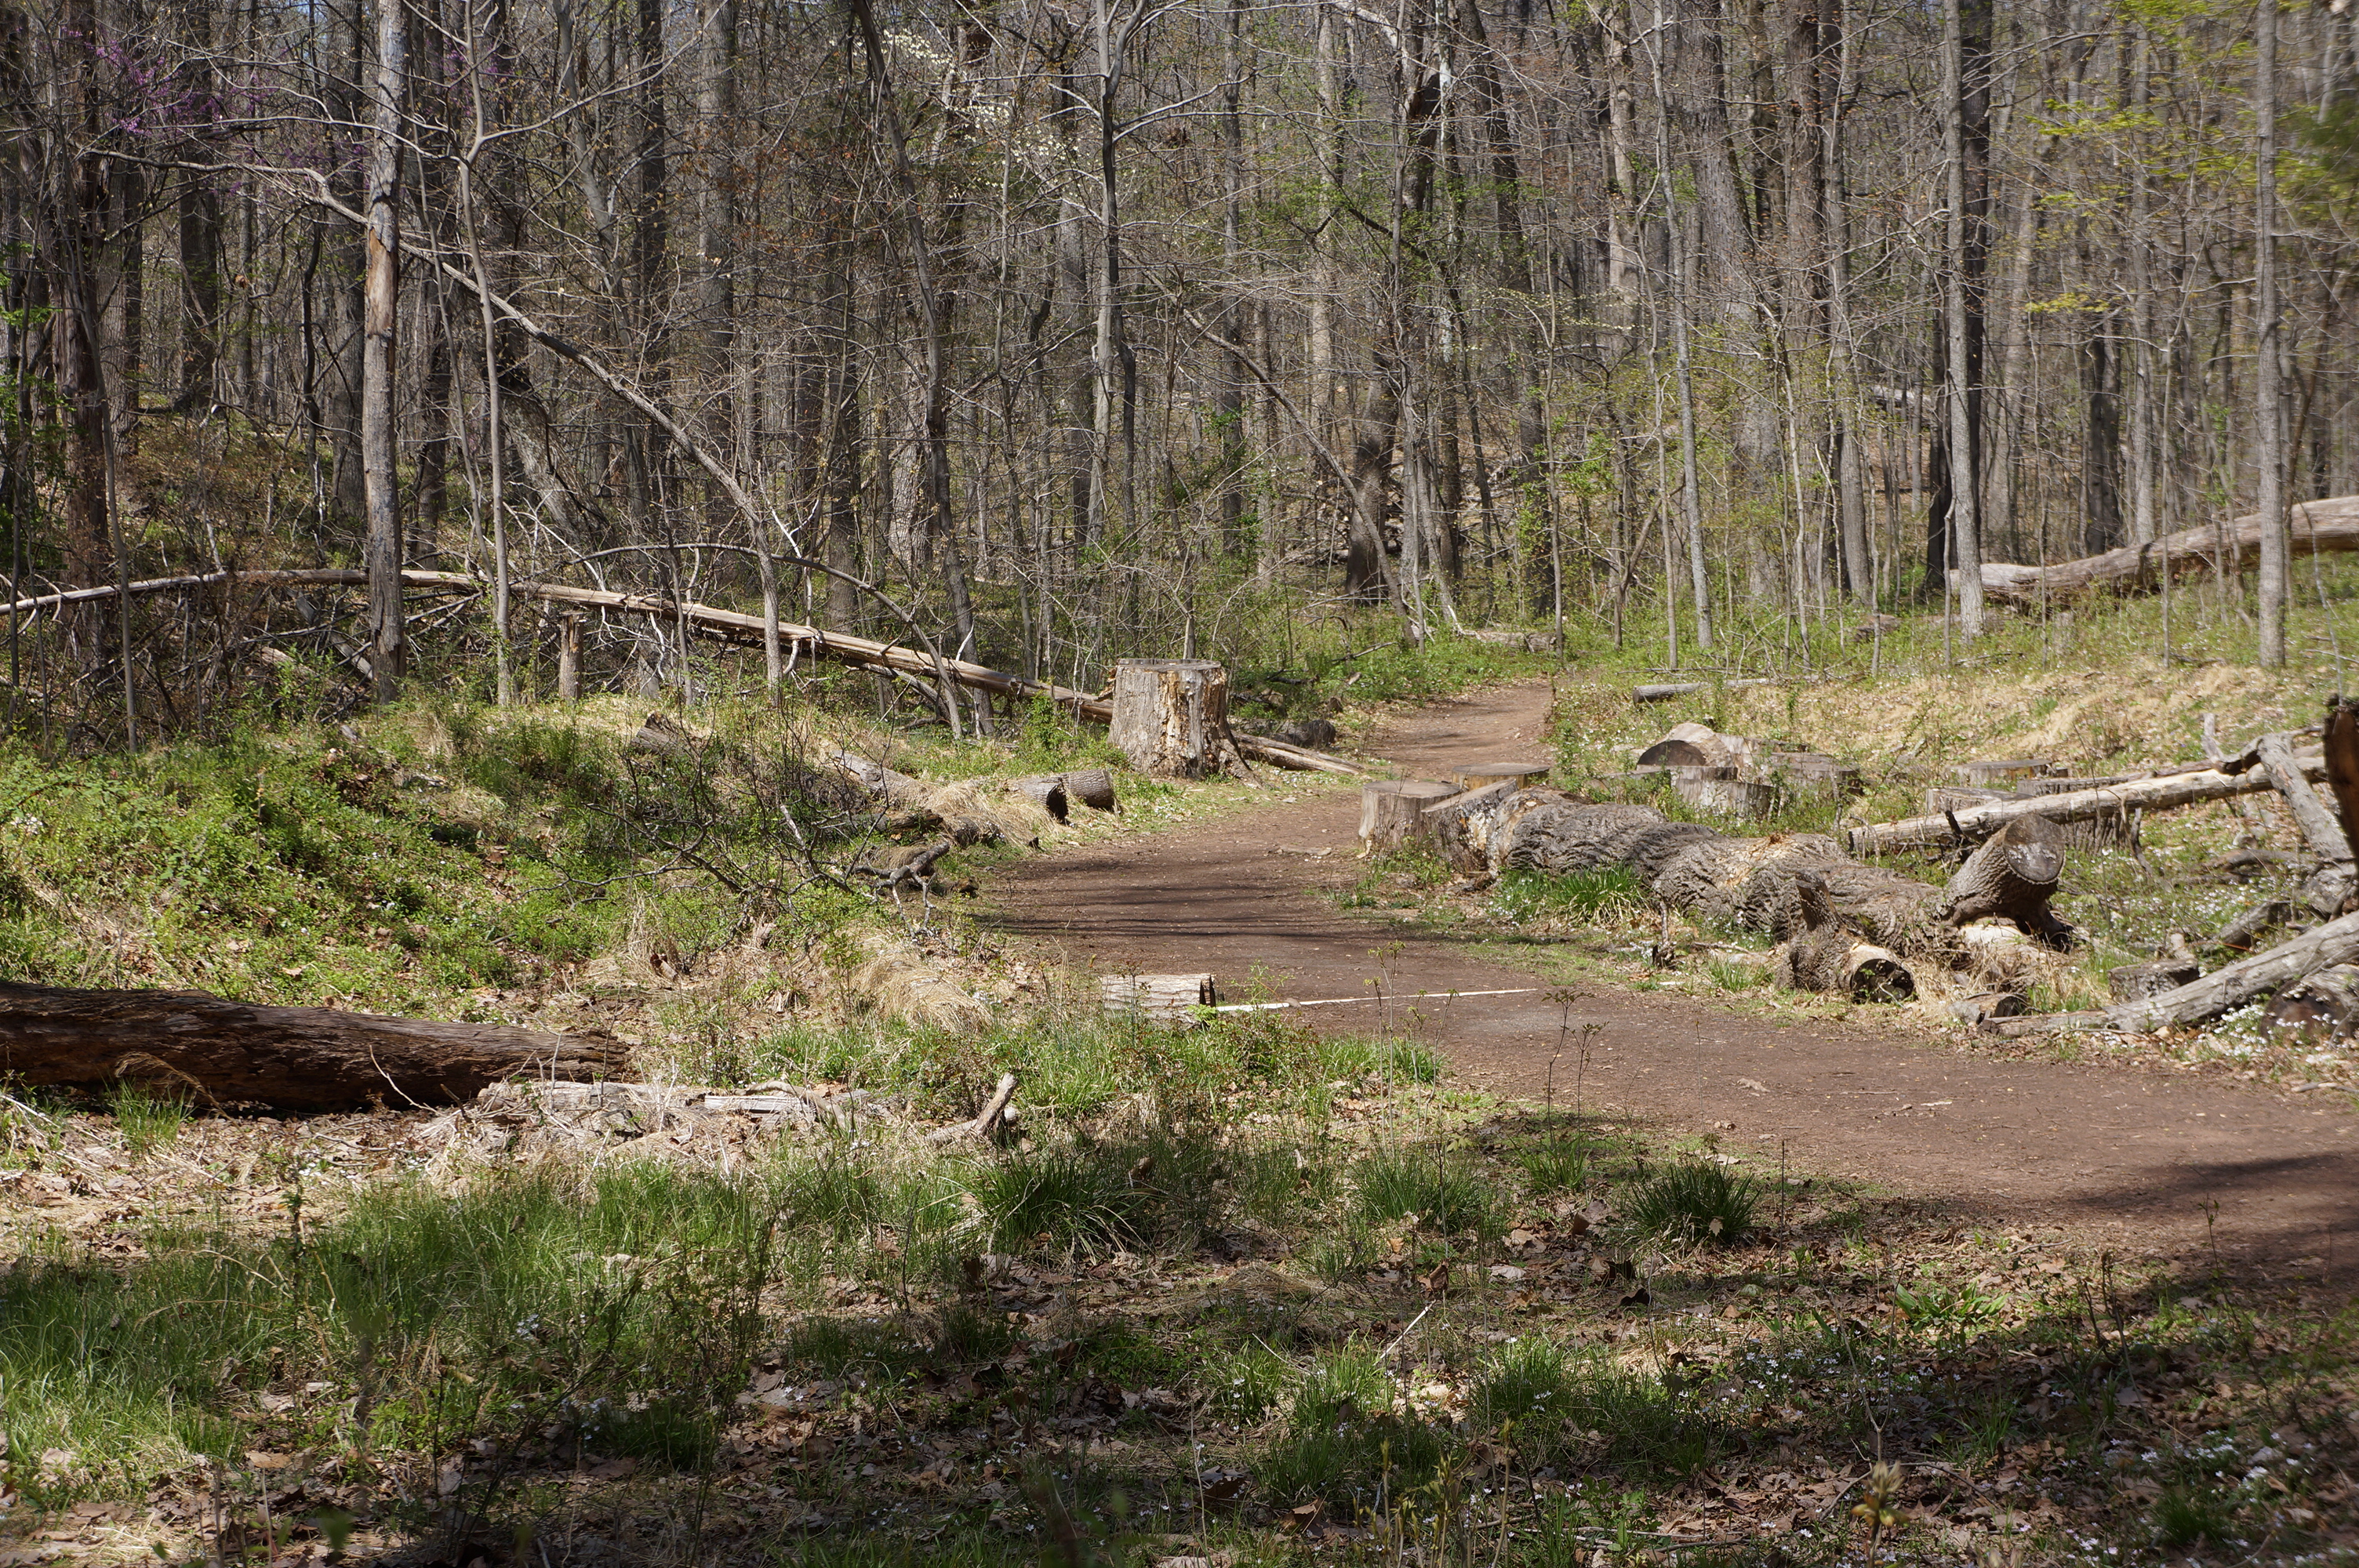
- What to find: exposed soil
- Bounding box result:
[992,680,2359,1279]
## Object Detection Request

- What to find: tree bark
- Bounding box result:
[2255,0,2286,666]
[0,981,625,1109]
[2003,911,2359,1035]
[1109,658,1244,779]
[1848,752,2328,853]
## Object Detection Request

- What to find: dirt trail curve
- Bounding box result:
[991,681,2358,1279]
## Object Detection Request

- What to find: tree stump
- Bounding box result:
[1957,758,2052,788]
[1109,659,1243,779]
[1100,972,1217,1025]
[1764,753,1863,798]
[2107,958,2202,1001]
[1672,768,1776,818]
[1359,780,1459,850]
[1924,785,2007,821]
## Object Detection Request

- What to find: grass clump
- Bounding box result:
[2152,1484,2240,1548]
[1624,1160,1757,1247]
[1352,1148,1499,1236]
[1471,1338,1717,1475]
[1260,1344,1451,1510]
[104,1081,189,1160]
[1518,1134,1590,1196]
[1491,866,1645,925]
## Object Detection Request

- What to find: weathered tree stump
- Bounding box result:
[1672,768,1776,818]
[1100,972,1217,1025]
[2010,776,2132,848]
[556,614,583,701]
[1764,753,1863,799]
[1110,659,1244,779]
[1359,780,1459,850]
[1452,760,1553,793]
[0,982,626,1109]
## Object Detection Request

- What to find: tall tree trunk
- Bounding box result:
[173,0,220,414]
[2256,0,2286,666]
[1937,0,1988,635]
[362,0,406,699]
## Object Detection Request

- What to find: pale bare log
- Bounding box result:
[1974,495,2359,606]
[1847,757,2327,854]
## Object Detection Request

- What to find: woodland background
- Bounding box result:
[4,0,2357,740]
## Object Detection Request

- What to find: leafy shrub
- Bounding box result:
[1625,1161,1757,1247]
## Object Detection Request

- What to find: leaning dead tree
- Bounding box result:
[1974,496,2359,607]
[1427,785,2068,1000]
[0,981,624,1109]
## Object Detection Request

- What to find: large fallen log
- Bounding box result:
[0,568,1366,776]
[1975,495,2359,606]
[1997,910,2359,1035]
[1846,753,2328,855]
[1430,787,2068,998]
[0,981,625,1109]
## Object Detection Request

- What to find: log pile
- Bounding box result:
[1428,783,2069,1000]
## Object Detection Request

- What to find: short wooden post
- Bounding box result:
[1100,972,1218,1026]
[1109,659,1242,779]
[556,614,582,702]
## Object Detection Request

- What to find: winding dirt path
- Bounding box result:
[991,681,2358,1279]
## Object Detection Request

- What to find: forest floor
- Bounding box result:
[991,680,2359,1280]
[4,674,2357,1568]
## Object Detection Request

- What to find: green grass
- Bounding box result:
[1351,1148,1501,1237]
[104,1081,189,1160]
[1623,1161,1758,1247]
[0,1163,787,1502]
[1259,1344,1452,1510]
[1470,1338,1718,1475]
[1518,1133,1591,1195]
[1492,866,1647,925]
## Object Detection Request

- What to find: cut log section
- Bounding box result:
[1100,973,1218,1025]
[1775,935,1915,1002]
[2324,699,2359,864]
[2009,777,2132,849]
[1058,767,1118,812]
[1438,790,2070,1000]
[1359,779,1459,850]
[1764,753,1863,798]
[1974,495,2359,605]
[1010,775,1072,823]
[2107,958,2202,1001]
[1940,815,2070,942]
[1110,659,1245,779]
[2264,963,2359,1040]
[1848,755,2329,854]
[0,981,627,1109]
[1633,677,1783,703]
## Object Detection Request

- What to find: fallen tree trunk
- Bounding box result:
[1975,495,2359,605]
[1847,754,2328,854]
[1997,911,2359,1035]
[0,981,624,1109]
[1433,788,2067,996]
[3,568,1367,777]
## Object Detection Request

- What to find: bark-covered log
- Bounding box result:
[1058,767,1118,812]
[1848,756,2327,853]
[1010,775,1072,822]
[1632,677,1783,703]
[1956,758,2052,788]
[1941,815,2070,942]
[0,982,625,1109]
[2001,910,2359,1034]
[2107,958,2201,1000]
[2264,963,2359,1039]
[1975,495,2359,605]
[1775,935,1915,1001]
[2217,898,2298,952]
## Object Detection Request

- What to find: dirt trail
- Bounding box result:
[991,681,2359,1278]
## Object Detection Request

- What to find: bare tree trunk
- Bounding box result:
[2256,0,2287,666]
[1940,0,1986,636]
[361,0,406,701]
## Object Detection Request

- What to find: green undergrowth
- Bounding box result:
[5,1018,2354,1566]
